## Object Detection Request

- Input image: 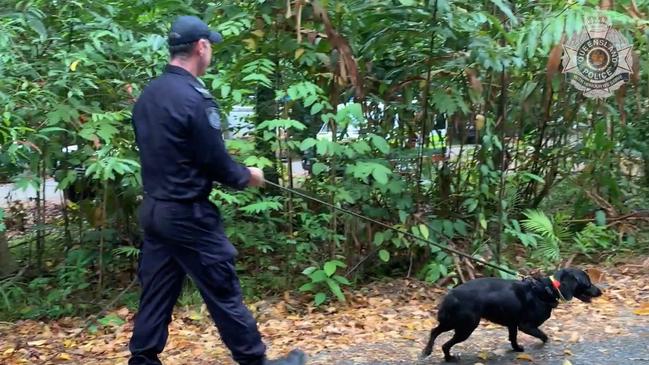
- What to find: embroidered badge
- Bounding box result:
[206,107,221,129]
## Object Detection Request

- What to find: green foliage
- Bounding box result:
[0,248,96,319]
[1,0,648,320]
[420,252,455,284]
[519,209,619,266]
[97,313,126,327]
[299,260,351,306]
[113,246,140,258]
[573,223,616,257]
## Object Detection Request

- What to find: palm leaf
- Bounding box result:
[532,240,561,262]
[521,209,556,241]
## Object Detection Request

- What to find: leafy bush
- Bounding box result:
[1,0,648,319]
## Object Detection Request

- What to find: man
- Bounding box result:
[128,15,307,365]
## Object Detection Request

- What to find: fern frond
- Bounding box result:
[532,240,561,262]
[553,212,573,243]
[112,246,141,258]
[521,209,556,241]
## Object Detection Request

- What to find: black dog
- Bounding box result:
[421,268,603,362]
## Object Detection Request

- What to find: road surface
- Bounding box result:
[0,178,63,207]
[307,316,649,365]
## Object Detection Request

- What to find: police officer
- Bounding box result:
[128,15,307,365]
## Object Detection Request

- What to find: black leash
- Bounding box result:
[263,179,520,277]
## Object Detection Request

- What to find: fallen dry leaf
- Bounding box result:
[633,308,649,316]
[585,268,606,283]
[117,307,130,318]
[633,302,649,316]
[516,353,534,361]
[0,259,647,365]
[26,340,47,347]
[478,350,489,360]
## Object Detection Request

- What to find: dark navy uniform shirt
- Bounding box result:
[132,64,251,202]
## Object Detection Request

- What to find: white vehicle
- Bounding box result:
[313,102,365,142]
[223,105,255,139]
[314,120,361,142]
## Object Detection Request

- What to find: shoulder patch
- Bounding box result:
[192,84,213,99]
[205,107,221,129]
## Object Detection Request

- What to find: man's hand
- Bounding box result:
[247,167,265,187]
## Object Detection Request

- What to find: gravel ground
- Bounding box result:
[307,309,649,365]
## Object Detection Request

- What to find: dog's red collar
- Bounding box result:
[550,276,561,289]
[549,275,567,302]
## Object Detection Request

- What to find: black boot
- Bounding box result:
[263,349,307,365]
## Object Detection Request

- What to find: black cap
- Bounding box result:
[168,15,223,46]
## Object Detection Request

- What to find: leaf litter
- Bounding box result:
[0,259,648,365]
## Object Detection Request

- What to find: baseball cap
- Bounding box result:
[167,15,223,46]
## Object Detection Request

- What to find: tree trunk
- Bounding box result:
[0,230,17,276]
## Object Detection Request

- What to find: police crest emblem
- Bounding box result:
[561,15,633,99]
[206,107,221,129]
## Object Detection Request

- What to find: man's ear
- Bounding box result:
[192,39,205,56]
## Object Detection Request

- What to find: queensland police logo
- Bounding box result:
[206,107,221,129]
[561,16,633,99]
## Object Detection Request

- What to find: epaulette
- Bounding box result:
[191,83,213,99]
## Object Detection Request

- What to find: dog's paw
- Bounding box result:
[512,345,525,352]
[444,355,459,363]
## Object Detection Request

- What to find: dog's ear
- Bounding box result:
[555,269,578,300]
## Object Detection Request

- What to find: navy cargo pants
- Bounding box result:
[128,197,267,365]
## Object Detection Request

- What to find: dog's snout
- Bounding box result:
[589,285,603,297]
